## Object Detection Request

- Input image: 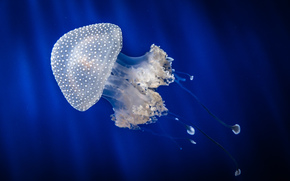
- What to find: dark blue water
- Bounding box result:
[1,0,289,180]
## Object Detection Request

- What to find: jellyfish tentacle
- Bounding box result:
[189,139,197,144]
[174,117,195,136]
[186,125,195,135]
[168,112,241,176]
[139,123,184,150]
[174,73,240,135]
[173,70,194,80]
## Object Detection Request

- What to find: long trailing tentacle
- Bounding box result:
[168,112,241,176]
[173,72,240,135]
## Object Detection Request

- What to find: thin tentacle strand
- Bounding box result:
[173,72,241,135]
[168,112,241,176]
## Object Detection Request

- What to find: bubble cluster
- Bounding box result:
[51,23,122,111]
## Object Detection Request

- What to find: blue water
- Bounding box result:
[1,0,289,180]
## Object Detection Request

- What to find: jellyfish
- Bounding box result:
[51,23,241,176]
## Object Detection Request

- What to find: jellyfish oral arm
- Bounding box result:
[102,45,174,129]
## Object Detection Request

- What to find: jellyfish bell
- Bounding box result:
[51,23,241,176]
[51,23,123,112]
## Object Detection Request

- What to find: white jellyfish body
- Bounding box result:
[51,23,174,129]
[51,23,122,111]
[51,23,241,176]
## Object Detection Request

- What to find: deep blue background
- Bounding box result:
[1,0,289,180]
